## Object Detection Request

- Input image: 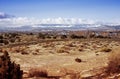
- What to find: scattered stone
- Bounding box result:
[75,58,82,63]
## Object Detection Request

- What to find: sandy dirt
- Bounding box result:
[5,39,120,78]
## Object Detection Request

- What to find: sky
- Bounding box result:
[0,0,120,27]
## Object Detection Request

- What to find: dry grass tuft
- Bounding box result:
[28,68,47,77]
[61,46,71,50]
[106,48,120,74]
[32,52,39,55]
[100,47,112,52]
[66,43,76,47]
[57,46,70,54]
[59,68,81,79]
[57,49,69,54]
[42,43,55,48]
[21,50,29,55]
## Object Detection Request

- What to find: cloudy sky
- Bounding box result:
[0,0,120,27]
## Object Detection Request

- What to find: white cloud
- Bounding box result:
[0,17,97,27]
[0,12,14,19]
[39,17,96,24]
[0,12,5,16]
[0,17,35,27]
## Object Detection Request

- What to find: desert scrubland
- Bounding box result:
[0,32,120,79]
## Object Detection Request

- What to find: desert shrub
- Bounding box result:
[70,34,77,39]
[28,68,47,77]
[78,48,84,51]
[29,32,33,35]
[106,48,120,74]
[57,49,69,54]
[61,35,67,39]
[95,35,104,38]
[3,40,9,45]
[57,49,65,53]
[46,35,51,39]
[9,33,18,38]
[53,36,57,39]
[21,51,29,55]
[4,33,9,37]
[0,39,9,45]
[9,38,16,43]
[32,52,39,55]
[15,49,20,53]
[0,39,4,43]
[70,34,85,39]
[95,35,110,38]
[100,47,112,52]
[38,33,45,39]
[0,51,23,79]
[89,34,95,38]
[0,35,3,39]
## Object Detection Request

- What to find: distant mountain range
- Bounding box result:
[0,24,120,32]
[0,13,120,32]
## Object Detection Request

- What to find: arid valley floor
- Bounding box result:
[0,33,120,79]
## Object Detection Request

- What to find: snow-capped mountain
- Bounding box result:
[0,13,120,32]
[0,23,120,32]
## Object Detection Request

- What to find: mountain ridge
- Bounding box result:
[0,24,120,32]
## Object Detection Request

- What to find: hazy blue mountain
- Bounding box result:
[0,24,120,32]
